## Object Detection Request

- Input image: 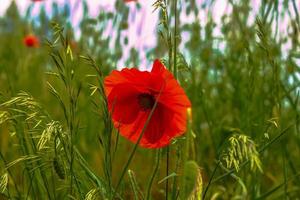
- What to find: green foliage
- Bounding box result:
[128,170,144,200]
[0,172,8,193]
[182,160,203,200]
[221,131,263,173]
[0,0,300,199]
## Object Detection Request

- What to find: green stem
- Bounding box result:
[211,120,297,184]
[171,146,180,200]
[146,149,161,200]
[202,161,220,200]
[166,1,179,199]
[0,151,20,198]
[173,0,178,79]
[166,146,170,200]
[113,88,163,198]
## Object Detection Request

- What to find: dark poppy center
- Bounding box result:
[138,93,155,110]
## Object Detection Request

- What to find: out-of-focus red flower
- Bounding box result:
[31,0,43,2]
[69,40,79,53]
[104,59,191,148]
[23,35,39,48]
[124,0,137,2]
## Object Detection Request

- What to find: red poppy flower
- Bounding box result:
[104,59,191,148]
[23,35,39,48]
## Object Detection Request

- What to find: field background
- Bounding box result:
[0,0,300,199]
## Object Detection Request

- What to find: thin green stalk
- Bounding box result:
[0,151,19,198]
[101,95,113,199]
[27,130,53,200]
[15,123,47,199]
[179,107,192,199]
[74,148,106,188]
[57,133,83,199]
[282,146,288,200]
[75,147,124,199]
[114,88,163,198]
[81,55,113,198]
[65,55,76,197]
[26,170,38,200]
[291,0,300,29]
[285,147,300,186]
[255,173,300,200]
[50,169,57,200]
[166,146,170,200]
[202,161,220,200]
[173,0,178,79]
[166,0,179,198]
[146,149,161,200]
[211,120,297,184]
[161,0,172,71]
[171,146,181,200]
[49,28,83,198]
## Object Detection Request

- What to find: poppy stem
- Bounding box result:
[166,146,170,200]
[146,149,161,200]
[113,88,163,199]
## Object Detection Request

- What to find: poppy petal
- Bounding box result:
[159,85,191,113]
[143,105,187,147]
[116,111,148,142]
[151,60,191,111]
[104,69,139,95]
[151,59,174,80]
[143,104,171,144]
[105,68,165,95]
[116,104,186,148]
[104,59,191,148]
[115,105,168,148]
[107,84,140,124]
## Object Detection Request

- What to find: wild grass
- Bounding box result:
[0,0,300,199]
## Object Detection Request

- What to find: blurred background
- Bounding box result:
[0,0,300,199]
[2,0,299,68]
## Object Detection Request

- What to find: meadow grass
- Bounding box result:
[0,0,300,199]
